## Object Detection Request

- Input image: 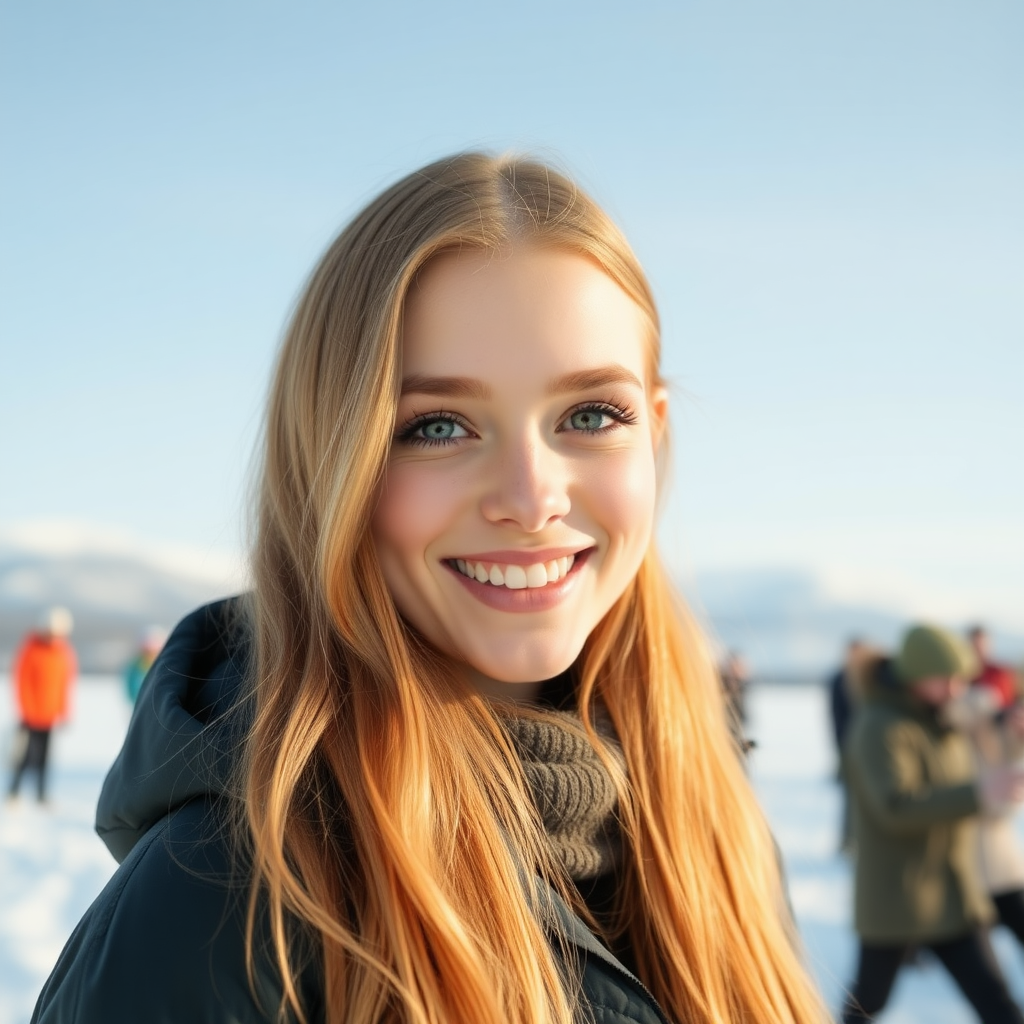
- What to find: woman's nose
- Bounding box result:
[478,438,570,532]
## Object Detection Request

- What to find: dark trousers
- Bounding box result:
[841,930,1024,1024]
[995,890,1024,948]
[8,726,51,802]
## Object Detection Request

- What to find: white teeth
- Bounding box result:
[504,565,528,589]
[526,564,549,588]
[453,554,581,589]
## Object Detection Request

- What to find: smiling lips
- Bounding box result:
[444,549,588,612]
[451,554,576,590]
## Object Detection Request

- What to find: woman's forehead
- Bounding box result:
[400,246,650,385]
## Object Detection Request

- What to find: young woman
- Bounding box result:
[34,153,827,1024]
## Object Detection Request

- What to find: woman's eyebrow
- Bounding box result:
[399,365,642,399]
[400,375,492,399]
[546,365,643,395]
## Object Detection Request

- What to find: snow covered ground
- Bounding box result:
[0,677,130,1024]
[2,678,1023,1024]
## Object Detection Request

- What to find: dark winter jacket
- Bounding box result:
[32,599,672,1024]
[844,657,993,944]
[828,667,854,753]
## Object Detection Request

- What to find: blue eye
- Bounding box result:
[421,420,461,440]
[560,403,637,434]
[398,414,471,447]
[568,409,612,431]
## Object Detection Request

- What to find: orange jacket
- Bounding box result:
[13,633,77,729]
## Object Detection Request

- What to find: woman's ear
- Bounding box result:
[648,385,669,451]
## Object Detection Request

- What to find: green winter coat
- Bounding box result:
[844,659,993,944]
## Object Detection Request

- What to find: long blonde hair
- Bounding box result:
[241,152,826,1024]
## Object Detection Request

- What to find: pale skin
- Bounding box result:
[911,674,968,708]
[372,245,668,700]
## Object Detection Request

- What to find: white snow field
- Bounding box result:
[2,678,1024,1024]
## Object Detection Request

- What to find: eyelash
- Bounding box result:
[396,401,638,448]
[396,411,473,448]
[560,401,639,434]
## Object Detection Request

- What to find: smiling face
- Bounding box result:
[371,245,667,694]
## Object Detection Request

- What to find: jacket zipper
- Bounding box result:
[570,941,675,1024]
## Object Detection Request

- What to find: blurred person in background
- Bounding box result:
[968,624,1017,709]
[841,624,1024,1024]
[7,607,77,804]
[828,637,868,853]
[719,648,753,755]
[123,626,168,704]
[944,632,1024,952]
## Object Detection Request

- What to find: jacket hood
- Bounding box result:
[96,598,251,862]
[858,653,951,728]
[854,653,899,699]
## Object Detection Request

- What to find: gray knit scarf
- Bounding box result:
[502,710,624,881]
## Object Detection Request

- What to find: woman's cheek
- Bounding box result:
[374,461,464,568]
[581,449,658,549]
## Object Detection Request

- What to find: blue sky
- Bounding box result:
[1,1,1021,628]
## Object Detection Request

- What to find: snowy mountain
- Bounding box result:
[0,524,243,673]
[1,523,1020,678]
[689,567,1024,680]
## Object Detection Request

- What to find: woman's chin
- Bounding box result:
[460,647,581,692]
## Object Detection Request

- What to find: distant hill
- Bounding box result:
[688,567,1024,681]
[2,527,1020,679]
[0,528,242,673]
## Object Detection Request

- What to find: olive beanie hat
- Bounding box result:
[894,624,978,684]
